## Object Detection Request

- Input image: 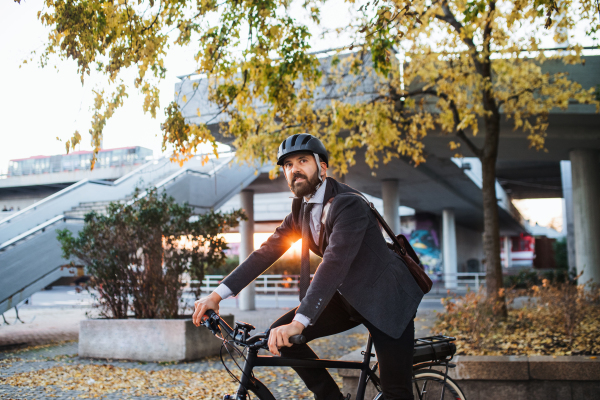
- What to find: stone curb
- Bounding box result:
[338,349,600,381]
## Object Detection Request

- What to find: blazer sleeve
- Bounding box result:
[221,212,300,296]
[296,195,370,322]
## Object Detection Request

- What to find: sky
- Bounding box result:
[0,0,197,173]
[2,1,595,230]
[513,198,565,232]
[0,0,352,174]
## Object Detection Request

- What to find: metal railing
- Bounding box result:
[0,157,164,227]
[194,274,313,294]
[434,272,487,292]
[0,153,237,247]
[195,272,487,297]
[192,274,313,308]
[0,215,84,251]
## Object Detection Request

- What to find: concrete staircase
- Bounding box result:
[0,154,265,315]
[64,200,122,219]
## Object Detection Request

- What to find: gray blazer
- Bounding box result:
[222,178,423,339]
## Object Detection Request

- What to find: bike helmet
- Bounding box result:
[277,134,329,167]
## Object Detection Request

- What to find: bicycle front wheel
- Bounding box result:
[372,369,466,400]
[245,378,277,400]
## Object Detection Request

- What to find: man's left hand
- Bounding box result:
[268,321,305,356]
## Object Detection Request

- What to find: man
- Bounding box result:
[193,134,423,400]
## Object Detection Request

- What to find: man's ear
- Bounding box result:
[320,162,328,179]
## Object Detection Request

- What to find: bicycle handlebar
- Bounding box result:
[203,309,306,347]
[289,334,307,344]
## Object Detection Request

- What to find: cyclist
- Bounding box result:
[193,134,424,400]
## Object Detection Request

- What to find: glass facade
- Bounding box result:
[7,147,153,177]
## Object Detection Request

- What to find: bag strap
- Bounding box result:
[346,193,407,256]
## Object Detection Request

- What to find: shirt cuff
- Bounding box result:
[213,284,233,300]
[293,313,311,328]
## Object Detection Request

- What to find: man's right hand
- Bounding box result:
[193,292,222,327]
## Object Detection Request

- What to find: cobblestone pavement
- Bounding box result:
[0,308,84,349]
[0,325,367,399]
[0,284,440,400]
[0,306,436,400]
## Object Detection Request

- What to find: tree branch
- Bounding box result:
[455,129,483,158]
[483,0,495,57]
[497,88,534,107]
[398,88,484,158]
[434,1,483,75]
[446,97,483,158]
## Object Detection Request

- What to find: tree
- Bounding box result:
[57,188,245,318]
[28,0,599,314]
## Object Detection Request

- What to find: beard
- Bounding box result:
[287,170,321,198]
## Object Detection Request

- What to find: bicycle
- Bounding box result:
[202,309,467,400]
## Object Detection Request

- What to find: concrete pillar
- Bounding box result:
[560,160,576,270]
[238,189,255,310]
[570,150,600,286]
[382,179,401,235]
[442,209,458,289]
[503,236,512,269]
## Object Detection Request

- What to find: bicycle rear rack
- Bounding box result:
[413,335,457,368]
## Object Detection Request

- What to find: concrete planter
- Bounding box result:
[338,349,600,400]
[79,315,234,362]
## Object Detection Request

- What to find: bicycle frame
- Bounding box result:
[203,311,457,400]
[236,334,381,400]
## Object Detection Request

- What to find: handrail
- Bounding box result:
[0,157,166,227]
[154,168,209,189]
[0,214,64,250]
[0,180,91,227]
[0,263,80,305]
[126,155,235,205]
[0,153,237,251]
[0,215,85,251]
[113,158,165,185]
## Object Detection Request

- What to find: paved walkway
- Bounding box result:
[0,287,439,399]
[0,306,437,349]
[1,286,442,349]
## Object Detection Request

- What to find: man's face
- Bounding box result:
[282,153,325,198]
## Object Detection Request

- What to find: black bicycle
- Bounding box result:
[202,310,466,400]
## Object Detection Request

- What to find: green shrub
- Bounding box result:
[553,237,569,270]
[57,188,244,319]
[206,255,239,275]
[504,269,540,289]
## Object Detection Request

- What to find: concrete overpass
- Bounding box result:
[175,52,600,300]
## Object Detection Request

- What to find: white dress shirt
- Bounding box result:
[213,180,328,328]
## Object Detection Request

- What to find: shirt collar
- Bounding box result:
[304,179,327,205]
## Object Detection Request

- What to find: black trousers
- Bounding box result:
[271,291,414,400]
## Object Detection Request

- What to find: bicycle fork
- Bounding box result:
[224,348,259,400]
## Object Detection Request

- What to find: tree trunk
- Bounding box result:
[481,113,507,317]
[140,230,164,318]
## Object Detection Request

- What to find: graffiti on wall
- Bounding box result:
[400,215,442,276]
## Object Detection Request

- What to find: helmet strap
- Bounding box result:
[314,153,323,183]
[301,152,324,200]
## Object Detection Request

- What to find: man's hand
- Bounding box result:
[268,321,305,356]
[193,292,222,327]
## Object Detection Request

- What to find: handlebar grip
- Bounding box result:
[289,335,306,345]
[204,309,235,337]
